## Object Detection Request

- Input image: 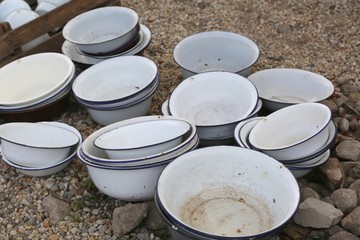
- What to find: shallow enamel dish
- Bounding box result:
[247,68,334,112]
[78,134,199,168]
[74,72,159,109]
[0,53,74,106]
[80,115,198,165]
[0,62,75,113]
[248,103,331,160]
[63,6,140,55]
[0,122,79,167]
[94,118,192,159]
[157,146,299,239]
[0,121,82,177]
[168,72,258,140]
[72,55,158,104]
[61,24,151,65]
[173,31,260,79]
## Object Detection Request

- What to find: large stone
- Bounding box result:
[329,231,359,240]
[335,139,360,161]
[300,186,320,202]
[293,198,344,228]
[348,165,360,179]
[321,100,338,113]
[339,118,350,132]
[319,158,345,191]
[42,195,71,225]
[349,179,360,205]
[330,188,358,214]
[144,201,165,230]
[112,203,148,237]
[341,206,360,236]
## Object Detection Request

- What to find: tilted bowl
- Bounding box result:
[248,103,332,160]
[0,122,79,167]
[247,68,334,112]
[173,31,259,79]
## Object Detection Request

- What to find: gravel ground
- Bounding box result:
[0,0,360,239]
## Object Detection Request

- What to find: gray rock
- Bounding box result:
[336,140,360,161]
[341,162,360,176]
[112,203,148,237]
[338,107,347,116]
[42,195,71,225]
[327,225,345,236]
[341,206,360,236]
[331,188,358,214]
[293,198,344,228]
[300,186,320,202]
[349,166,360,179]
[329,231,359,240]
[349,179,360,205]
[355,101,360,113]
[344,177,356,188]
[339,118,350,132]
[144,201,165,230]
[319,158,345,191]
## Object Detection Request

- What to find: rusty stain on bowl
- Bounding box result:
[179,186,274,237]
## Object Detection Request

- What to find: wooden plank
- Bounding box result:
[0,0,115,58]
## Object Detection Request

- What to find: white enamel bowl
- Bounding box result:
[79,115,198,166]
[173,31,259,79]
[0,52,74,106]
[156,146,300,239]
[248,68,334,112]
[0,0,31,21]
[4,9,50,51]
[235,117,336,165]
[0,121,82,177]
[248,103,331,161]
[0,122,79,168]
[168,71,258,140]
[77,116,199,201]
[63,6,140,55]
[72,56,159,125]
[94,118,191,159]
[72,55,157,105]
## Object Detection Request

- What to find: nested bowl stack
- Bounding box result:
[77,115,199,201]
[234,103,335,178]
[63,6,140,55]
[0,52,76,122]
[72,55,159,125]
[0,122,82,177]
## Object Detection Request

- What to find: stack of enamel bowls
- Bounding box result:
[72,55,159,126]
[77,115,199,201]
[0,121,81,177]
[62,6,142,61]
[0,52,75,121]
[234,103,335,178]
[166,71,259,146]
